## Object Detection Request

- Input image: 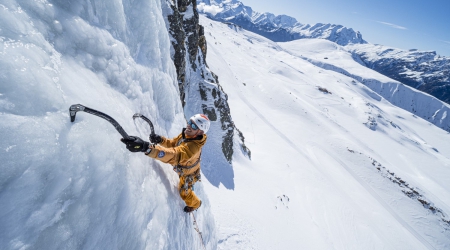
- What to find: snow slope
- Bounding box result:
[200,16,450,249]
[279,39,450,132]
[0,1,216,249]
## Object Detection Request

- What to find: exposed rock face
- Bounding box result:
[162,0,250,173]
[167,4,187,106]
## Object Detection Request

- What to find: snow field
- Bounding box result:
[201,16,450,249]
[279,39,450,133]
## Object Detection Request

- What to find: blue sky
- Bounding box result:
[240,0,450,56]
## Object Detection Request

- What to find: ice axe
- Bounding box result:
[69,104,131,140]
[132,113,155,139]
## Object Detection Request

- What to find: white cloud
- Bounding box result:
[197,3,224,16]
[441,40,450,45]
[376,21,408,30]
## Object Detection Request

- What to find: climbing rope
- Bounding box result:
[191,212,206,250]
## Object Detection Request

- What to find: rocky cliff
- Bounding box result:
[161,0,250,176]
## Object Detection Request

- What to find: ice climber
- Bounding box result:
[121,114,210,213]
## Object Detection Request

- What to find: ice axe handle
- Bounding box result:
[132,113,155,136]
[69,104,131,140]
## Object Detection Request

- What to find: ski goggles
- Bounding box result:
[188,120,199,130]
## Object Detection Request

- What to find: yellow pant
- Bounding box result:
[178,176,201,209]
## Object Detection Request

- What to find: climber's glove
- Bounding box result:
[149,134,163,144]
[121,136,150,153]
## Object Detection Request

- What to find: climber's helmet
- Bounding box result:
[188,114,210,133]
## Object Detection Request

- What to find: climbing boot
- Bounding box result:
[184,201,201,213]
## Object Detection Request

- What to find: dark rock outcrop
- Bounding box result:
[162,0,250,185]
[167,5,187,106]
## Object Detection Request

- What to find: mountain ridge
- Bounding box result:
[348,44,450,103]
[197,0,366,45]
[197,0,450,105]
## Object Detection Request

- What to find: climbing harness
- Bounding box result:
[191,212,206,250]
[173,137,205,248]
[173,156,201,176]
[172,137,203,195]
[178,169,202,195]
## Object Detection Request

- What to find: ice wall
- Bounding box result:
[0,0,215,249]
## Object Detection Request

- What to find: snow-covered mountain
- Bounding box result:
[197,0,366,45]
[284,40,450,132]
[198,0,450,106]
[348,44,450,103]
[200,16,450,249]
[2,0,450,250]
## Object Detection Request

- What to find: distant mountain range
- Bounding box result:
[197,0,365,45]
[347,44,450,103]
[197,0,450,104]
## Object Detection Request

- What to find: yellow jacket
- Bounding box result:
[146,128,207,176]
